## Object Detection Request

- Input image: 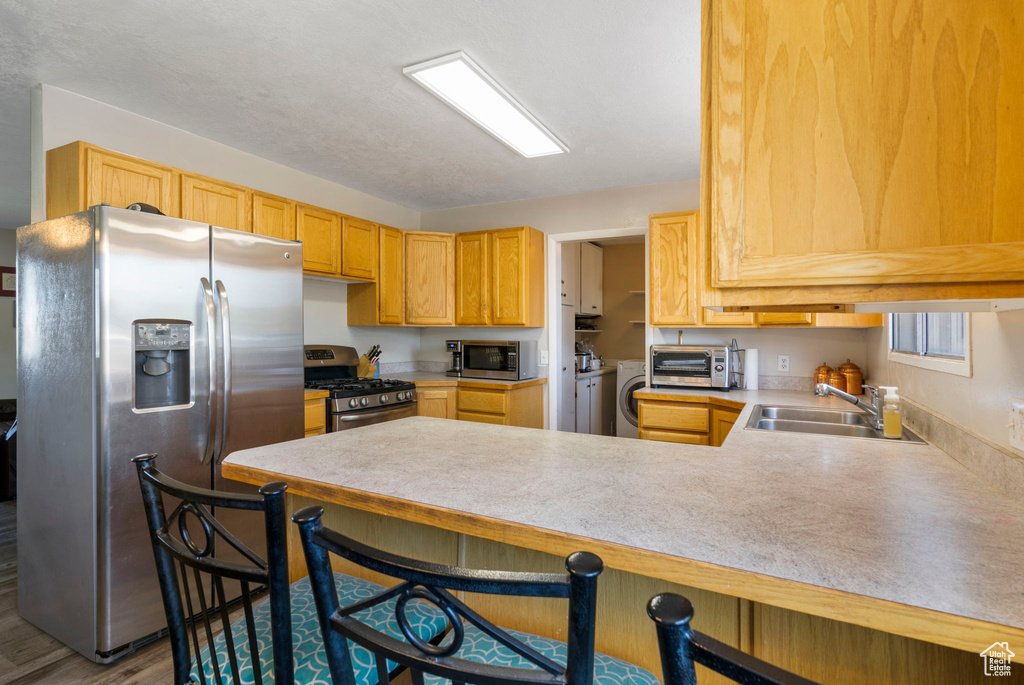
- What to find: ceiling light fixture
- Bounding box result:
[404,51,568,158]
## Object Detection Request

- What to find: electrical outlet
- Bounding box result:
[778,355,790,373]
[1010,398,1024,451]
[539,350,549,365]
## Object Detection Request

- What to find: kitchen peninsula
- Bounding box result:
[222,393,1024,685]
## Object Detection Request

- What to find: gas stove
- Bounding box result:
[304,344,418,431]
[304,377,417,408]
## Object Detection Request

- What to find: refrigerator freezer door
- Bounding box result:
[210,226,303,579]
[95,206,216,655]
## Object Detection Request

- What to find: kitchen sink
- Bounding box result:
[745,405,926,443]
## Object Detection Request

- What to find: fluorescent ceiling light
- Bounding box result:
[404,52,568,158]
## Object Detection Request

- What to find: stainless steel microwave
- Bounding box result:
[650,344,731,390]
[452,340,539,381]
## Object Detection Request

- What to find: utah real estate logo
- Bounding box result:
[979,642,1014,677]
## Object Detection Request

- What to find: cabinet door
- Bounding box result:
[417,387,457,419]
[491,228,529,326]
[455,232,490,326]
[561,242,581,312]
[405,232,455,325]
[575,379,591,434]
[706,0,1024,289]
[252,192,296,240]
[296,204,341,274]
[580,242,603,316]
[701,309,756,327]
[181,174,250,231]
[710,408,740,447]
[649,212,700,326]
[378,227,405,324]
[589,376,604,435]
[756,313,813,327]
[84,146,179,216]
[341,217,378,280]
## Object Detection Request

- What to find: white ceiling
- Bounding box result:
[0,0,701,228]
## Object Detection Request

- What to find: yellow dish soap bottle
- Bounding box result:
[879,386,903,439]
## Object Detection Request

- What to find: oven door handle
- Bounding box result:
[336,406,416,422]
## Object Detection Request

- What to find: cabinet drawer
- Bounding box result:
[304,399,326,432]
[457,411,509,426]
[457,388,509,416]
[639,429,709,445]
[638,401,709,432]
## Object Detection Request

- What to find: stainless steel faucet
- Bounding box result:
[815,383,885,430]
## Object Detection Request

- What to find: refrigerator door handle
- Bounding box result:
[214,279,232,464]
[200,277,217,465]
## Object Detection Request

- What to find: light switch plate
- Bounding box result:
[778,355,790,373]
[539,350,549,365]
[1010,398,1024,451]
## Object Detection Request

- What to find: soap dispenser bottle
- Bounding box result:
[879,386,903,439]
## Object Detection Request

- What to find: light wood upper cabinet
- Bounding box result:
[296,204,341,275]
[341,217,378,281]
[377,227,405,324]
[251,192,296,241]
[490,227,545,327]
[756,313,814,327]
[180,174,250,231]
[580,242,603,316]
[702,310,756,327]
[704,0,1024,290]
[455,231,490,326]
[650,212,701,326]
[46,142,180,219]
[405,232,455,325]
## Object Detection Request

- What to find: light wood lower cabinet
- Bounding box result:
[405,232,456,325]
[303,392,328,437]
[416,387,457,419]
[180,173,250,231]
[450,384,543,429]
[638,398,741,447]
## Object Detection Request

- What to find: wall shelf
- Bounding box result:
[575,329,603,333]
[628,320,645,324]
[628,290,646,295]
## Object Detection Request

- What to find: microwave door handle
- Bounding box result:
[200,278,217,465]
[214,280,232,464]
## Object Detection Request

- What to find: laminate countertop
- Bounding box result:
[397,372,547,390]
[223,389,1024,654]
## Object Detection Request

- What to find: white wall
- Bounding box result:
[0,230,15,398]
[421,180,700,234]
[30,84,424,353]
[867,313,1024,455]
[652,327,871,379]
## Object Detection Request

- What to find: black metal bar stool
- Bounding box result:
[647,593,820,685]
[134,454,449,685]
[292,504,661,685]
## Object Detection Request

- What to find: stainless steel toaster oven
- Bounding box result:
[650,345,731,390]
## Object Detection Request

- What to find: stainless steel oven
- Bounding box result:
[455,340,538,381]
[331,401,418,431]
[650,345,731,390]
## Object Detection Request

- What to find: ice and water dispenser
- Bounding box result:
[133,321,192,410]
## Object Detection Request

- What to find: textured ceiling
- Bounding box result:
[0,0,701,228]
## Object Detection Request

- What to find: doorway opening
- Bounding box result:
[545,227,648,435]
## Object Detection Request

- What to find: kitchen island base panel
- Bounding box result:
[283,495,991,685]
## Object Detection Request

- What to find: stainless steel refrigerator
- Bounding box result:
[16,205,304,662]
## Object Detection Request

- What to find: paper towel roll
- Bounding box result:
[744,349,759,390]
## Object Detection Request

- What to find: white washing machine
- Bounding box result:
[615,359,646,438]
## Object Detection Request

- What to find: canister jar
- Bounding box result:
[828,370,847,393]
[839,360,863,395]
